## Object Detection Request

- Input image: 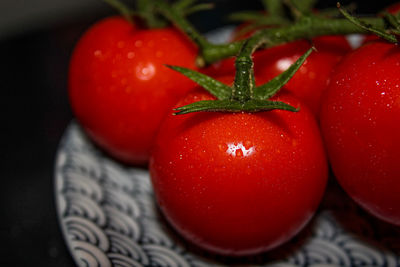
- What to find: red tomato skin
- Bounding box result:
[68,17,197,165]
[150,89,328,256]
[320,41,400,226]
[204,36,351,116]
[386,2,400,13]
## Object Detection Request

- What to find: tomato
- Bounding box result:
[204,36,351,116]
[385,2,400,13]
[320,41,400,226]
[149,85,328,256]
[68,16,197,165]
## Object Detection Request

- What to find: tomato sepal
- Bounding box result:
[166,65,232,100]
[253,47,313,100]
[174,99,298,115]
[170,47,312,115]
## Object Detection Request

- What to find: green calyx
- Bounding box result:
[174,99,298,115]
[168,44,313,115]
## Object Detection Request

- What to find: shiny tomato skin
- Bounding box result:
[68,17,197,165]
[204,36,351,116]
[320,41,400,226]
[150,89,328,256]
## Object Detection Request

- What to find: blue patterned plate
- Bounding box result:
[55,29,399,266]
[55,122,400,267]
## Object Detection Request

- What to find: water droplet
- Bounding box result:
[277,58,292,71]
[127,52,135,59]
[135,62,156,80]
[94,50,102,57]
[135,40,143,47]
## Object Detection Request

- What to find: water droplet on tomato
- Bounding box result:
[94,50,102,58]
[135,62,156,81]
[276,58,292,71]
[135,40,143,47]
[127,52,135,59]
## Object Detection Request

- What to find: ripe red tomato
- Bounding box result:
[320,41,400,226]
[149,86,328,256]
[69,16,197,165]
[385,2,400,13]
[204,36,351,116]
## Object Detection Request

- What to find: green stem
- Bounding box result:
[202,16,387,64]
[155,0,209,49]
[284,0,317,16]
[262,0,285,17]
[154,0,389,66]
[232,36,268,102]
[232,55,254,102]
[136,0,166,28]
[103,0,134,23]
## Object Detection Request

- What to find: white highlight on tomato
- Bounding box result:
[136,62,156,81]
[226,142,255,157]
[276,58,293,72]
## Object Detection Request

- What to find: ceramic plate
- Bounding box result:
[55,29,399,267]
[55,123,400,267]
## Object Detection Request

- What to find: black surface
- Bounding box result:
[0,19,95,267]
[0,0,396,266]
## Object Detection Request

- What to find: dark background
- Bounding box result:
[0,0,396,266]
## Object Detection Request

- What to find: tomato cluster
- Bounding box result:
[68,3,400,257]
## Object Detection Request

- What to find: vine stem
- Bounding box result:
[155,0,388,65]
[202,16,386,64]
[262,0,285,17]
[232,36,268,102]
[155,0,210,49]
[103,0,134,23]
